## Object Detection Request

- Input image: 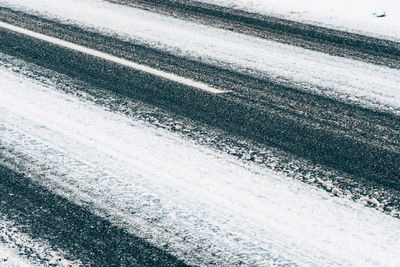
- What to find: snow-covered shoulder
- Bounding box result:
[197,0,400,41]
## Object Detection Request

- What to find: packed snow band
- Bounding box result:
[0,21,228,94]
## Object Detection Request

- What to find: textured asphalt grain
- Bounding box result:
[0,5,400,265]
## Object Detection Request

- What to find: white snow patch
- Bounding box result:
[1,0,400,114]
[1,59,400,266]
[0,245,33,267]
[197,0,400,41]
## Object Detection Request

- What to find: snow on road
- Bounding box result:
[0,245,33,267]
[1,0,400,114]
[198,0,400,41]
[1,56,400,266]
[0,216,79,267]
[1,0,400,265]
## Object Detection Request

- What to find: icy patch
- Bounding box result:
[1,56,400,266]
[1,0,400,114]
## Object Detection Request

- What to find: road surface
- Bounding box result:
[0,1,399,266]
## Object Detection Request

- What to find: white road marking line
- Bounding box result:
[0,21,228,94]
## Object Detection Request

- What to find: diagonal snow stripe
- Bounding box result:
[0,21,228,94]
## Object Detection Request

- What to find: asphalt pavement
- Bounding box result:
[0,2,399,266]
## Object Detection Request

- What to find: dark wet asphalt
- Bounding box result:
[0,3,399,266]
